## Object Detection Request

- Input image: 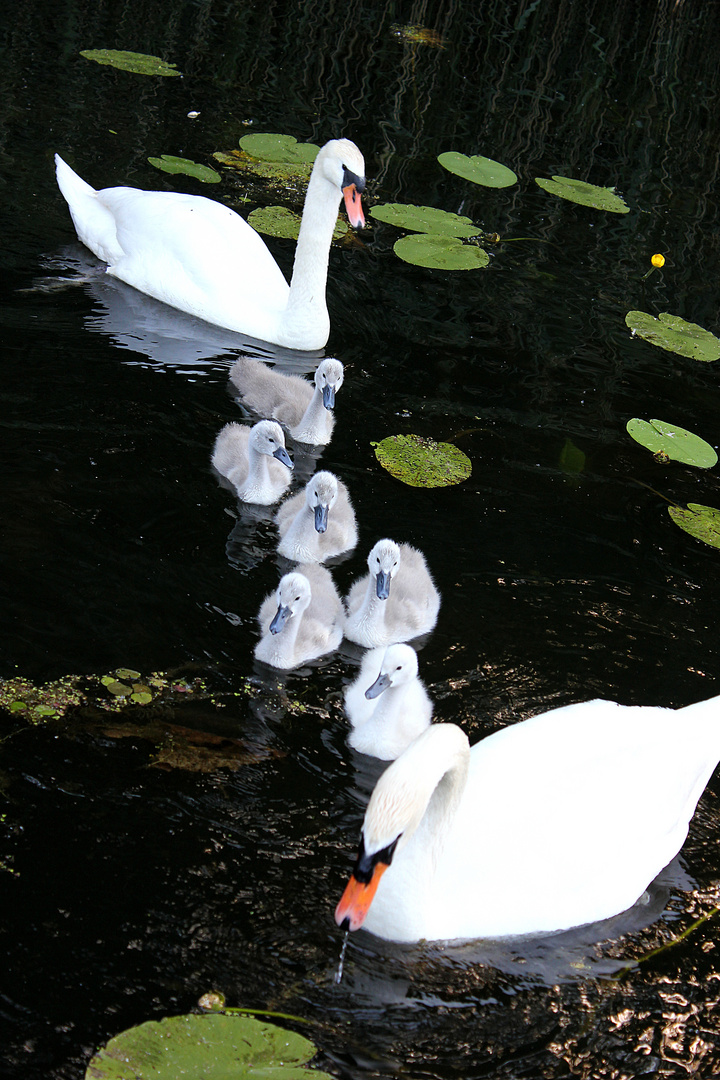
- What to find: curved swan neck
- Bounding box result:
[279,169,340,347]
[364,725,470,857]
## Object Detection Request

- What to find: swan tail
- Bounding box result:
[54,154,123,265]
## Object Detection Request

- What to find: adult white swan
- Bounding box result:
[335,696,720,942]
[54,139,365,351]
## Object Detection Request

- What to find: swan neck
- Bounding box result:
[280,168,340,345]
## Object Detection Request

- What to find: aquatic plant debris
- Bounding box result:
[239,133,320,165]
[372,203,479,238]
[625,311,720,361]
[148,155,220,183]
[248,205,348,242]
[559,437,586,476]
[373,434,472,487]
[391,23,446,47]
[214,134,320,186]
[668,504,720,550]
[626,419,718,469]
[84,1012,334,1080]
[393,233,489,270]
[535,175,630,213]
[438,152,517,188]
[79,49,181,76]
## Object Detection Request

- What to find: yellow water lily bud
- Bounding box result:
[651,253,665,267]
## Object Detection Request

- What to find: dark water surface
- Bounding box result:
[2,0,720,1076]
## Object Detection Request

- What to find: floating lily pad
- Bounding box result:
[79,49,181,76]
[373,434,471,487]
[535,175,629,213]
[438,152,517,189]
[372,203,479,237]
[626,419,718,468]
[248,205,348,242]
[85,1012,334,1080]
[559,437,586,476]
[625,311,720,362]
[148,155,220,183]
[393,234,489,270]
[668,504,720,550]
[239,134,320,165]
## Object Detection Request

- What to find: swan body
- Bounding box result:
[212,420,293,504]
[276,471,357,563]
[344,539,440,648]
[229,357,344,445]
[255,564,344,669]
[335,696,720,942]
[54,139,365,350]
[344,644,433,760]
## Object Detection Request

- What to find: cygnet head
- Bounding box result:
[317,140,365,230]
[315,358,344,410]
[305,471,338,533]
[269,572,312,634]
[251,420,293,470]
[365,643,419,699]
[367,539,401,600]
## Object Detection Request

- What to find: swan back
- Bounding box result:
[211,419,293,504]
[344,539,441,647]
[276,471,358,563]
[345,644,433,759]
[254,563,344,668]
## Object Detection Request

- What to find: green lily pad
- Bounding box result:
[373,434,472,487]
[85,1012,334,1080]
[438,152,517,188]
[535,175,630,213]
[668,504,720,550]
[103,680,132,697]
[239,134,320,165]
[393,233,489,270]
[626,419,718,468]
[148,156,221,183]
[371,203,479,237]
[248,205,348,242]
[79,50,181,76]
[559,437,586,476]
[625,311,720,362]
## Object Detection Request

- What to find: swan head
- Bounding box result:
[335,725,470,932]
[314,358,344,410]
[316,139,365,230]
[250,420,293,470]
[365,643,419,699]
[269,572,312,634]
[305,471,338,533]
[367,539,401,600]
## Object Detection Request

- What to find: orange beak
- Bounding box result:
[335,863,387,931]
[343,183,365,230]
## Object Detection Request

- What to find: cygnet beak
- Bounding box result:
[273,446,293,470]
[314,503,329,533]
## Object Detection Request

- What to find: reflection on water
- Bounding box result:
[3,0,720,1077]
